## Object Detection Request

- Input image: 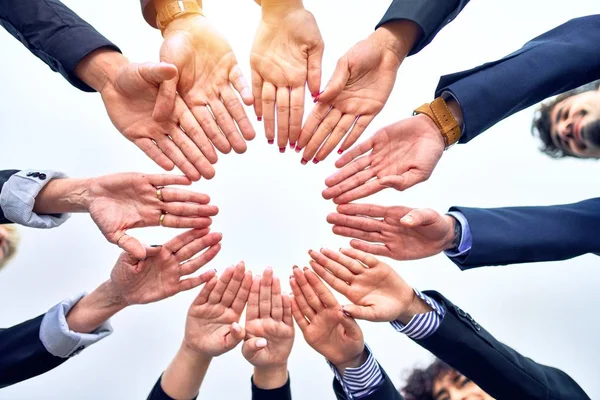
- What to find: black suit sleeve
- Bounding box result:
[146,375,197,400]
[414,291,590,399]
[332,367,403,400]
[0,0,120,92]
[252,375,292,400]
[376,0,470,56]
[0,170,19,224]
[0,314,67,388]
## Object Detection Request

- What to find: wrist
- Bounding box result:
[442,215,460,251]
[333,348,368,376]
[74,48,129,93]
[65,280,127,333]
[371,20,421,65]
[445,96,464,127]
[253,363,289,390]
[33,177,94,215]
[396,291,433,325]
[160,342,212,399]
[261,0,304,19]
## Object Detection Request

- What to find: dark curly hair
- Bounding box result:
[401,359,454,400]
[531,80,600,158]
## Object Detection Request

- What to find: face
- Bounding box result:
[433,370,494,400]
[550,87,600,157]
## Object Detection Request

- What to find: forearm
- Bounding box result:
[259,0,304,18]
[253,364,289,390]
[372,20,422,63]
[66,281,126,333]
[32,178,93,215]
[74,48,129,93]
[160,343,212,399]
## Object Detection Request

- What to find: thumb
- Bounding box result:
[337,308,363,338]
[152,76,179,122]
[400,208,439,227]
[116,234,147,260]
[242,336,268,360]
[341,304,373,322]
[137,62,178,86]
[377,170,426,192]
[225,322,246,349]
[316,56,350,104]
[307,43,324,97]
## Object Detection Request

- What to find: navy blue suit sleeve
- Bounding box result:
[376,0,470,56]
[332,369,403,400]
[449,198,600,269]
[0,169,19,224]
[436,15,600,142]
[416,291,590,400]
[0,0,120,92]
[0,314,67,388]
[146,375,197,400]
[252,376,292,400]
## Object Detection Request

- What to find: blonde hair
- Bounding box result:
[0,225,20,271]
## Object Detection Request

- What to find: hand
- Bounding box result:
[81,50,217,180]
[327,204,456,261]
[308,248,431,324]
[109,228,222,305]
[87,173,218,259]
[322,115,445,204]
[159,15,255,155]
[289,267,364,367]
[242,268,294,370]
[298,21,420,163]
[183,262,253,357]
[251,0,324,151]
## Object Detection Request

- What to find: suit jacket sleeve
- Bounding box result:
[0,314,67,388]
[376,0,470,56]
[0,0,120,92]
[0,170,19,224]
[251,376,292,400]
[415,291,590,400]
[146,375,197,400]
[449,198,600,269]
[436,15,600,142]
[332,368,403,400]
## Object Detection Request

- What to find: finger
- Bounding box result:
[308,259,352,296]
[230,322,246,343]
[325,168,375,202]
[193,276,219,306]
[307,42,324,97]
[148,174,191,187]
[326,213,387,233]
[162,202,219,218]
[339,115,375,152]
[191,105,232,154]
[289,276,315,320]
[220,261,247,308]
[333,179,386,205]
[316,56,349,104]
[178,101,219,166]
[334,135,375,169]
[342,303,375,322]
[153,76,178,121]
[291,298,309,330]
[276,86,290,150]
[308,249,355,282]
[336,203,403,219]
[298,103,331,152]
[209,100,247,154]
[244,337,268,355]
[231,271,253,314]
[168,126,212,181]
[179,243,222,276]
[304,269,338,308]
[400,208,441,227]
[302,107,343,163]
[158,187,210,204]
[378,170,429,192]
[144,245,163,258]
[175,232,222,261]
[137,62,178,86]
[323,154,371,191]
[115,234,146,260]
[224,322,245,349]
[221,86,255,141]
[292,267,323,312]
[251,69,264,120]
[160,215,212,229]
[316,114,356,161]
[288,86,305,147]
[339,247,380,268]
[349,240,393,258]
[229,64,253,106]
[156,135,201,181]
[282,294,293,327]
[322,247,369,274]
[178,269,216,293]
[208,265,235,304]
[246,275,261,321]
[259,267,273,318]
[135,138,174,171]
[271,276,283,321]
[262,82,276,144]
[331,226,383,244]
[338,308,364,336]
[163,228,210,253]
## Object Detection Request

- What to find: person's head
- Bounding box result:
[402,359,494,400]
[532,80,600,158]
[0,225,20,271]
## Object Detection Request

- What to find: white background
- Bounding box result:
[1,0,599,399]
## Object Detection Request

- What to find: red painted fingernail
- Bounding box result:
[295,145,303,153]
[290,142,296,149]
[268,139,274,144]
[313,96,320,104]
[312,158,320,165]
[312,90,323,99]
[257,116,262,121]
[279,147,286,153]
[342,310,351,318]
[293,265,299,269]
[303,266,308,271]
[337,147,344,155]
[301,158,308,165]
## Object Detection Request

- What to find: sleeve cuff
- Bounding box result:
[0,170,70,228]
[444,210,472,258]
[327,344,384,400]
[390,289,445,340]
[40,293,113,358]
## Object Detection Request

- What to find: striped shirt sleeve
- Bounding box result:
[327,344,384,399]
[390,289,446,340]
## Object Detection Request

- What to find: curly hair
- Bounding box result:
[401,359,454,400]
[532,80,600,158]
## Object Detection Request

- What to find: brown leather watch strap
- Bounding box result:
[157,1,203,30]
[414,97,461,148]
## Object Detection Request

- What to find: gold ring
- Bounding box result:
[156,188,164,202]
[159,213,166,226]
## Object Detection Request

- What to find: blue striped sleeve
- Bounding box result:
[327,344,384,399]
[390,289,446,340]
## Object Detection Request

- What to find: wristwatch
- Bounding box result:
[413,97,462,149]
[156,1,203,30]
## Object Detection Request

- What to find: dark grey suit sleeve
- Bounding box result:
[0,170,19,224]
[0,0,120,92]
[376,0,470,56]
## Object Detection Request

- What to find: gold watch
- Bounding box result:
[156,1,203,31]
[413,97,462,149]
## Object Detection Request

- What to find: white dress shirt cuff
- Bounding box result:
[327,344,384,400]
[390,289,445,340]
[40,293,113,358]
[444,211,473,258]
[0,170,70,228]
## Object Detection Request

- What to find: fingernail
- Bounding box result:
[342,310,351,318]
[289,275,294,280]
[257,116,262,122]
[213,269,217,273]
[312,158,320,165]
[256,338,268,348]
[232,322,241,333]
[313,97,319,104]
[290,142,296,149]
[279,147,286,153]
[293,265,299,269]
[150,245,162,248]
[268,139,274,144]
[295,145,303,153]
[301,158,308,165]
[402,215,414,224]
[266,266,272,272]
[337,147,344,155]
[303,266,308,271]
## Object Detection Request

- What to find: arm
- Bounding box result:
[0,0,119,91]
[437,15,600,142]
